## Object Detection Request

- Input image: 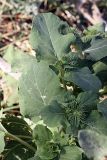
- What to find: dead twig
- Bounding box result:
[0,36,29,52]
[2,28,20,38]
[0,0,13,8]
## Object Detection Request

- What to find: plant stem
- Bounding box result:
[15,135,32,139]
[6,132,36,152]
[3,106,19,112]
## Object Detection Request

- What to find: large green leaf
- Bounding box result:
[41,101,66,127]
[19,60,61,121]
[60,146,82,160]
[84,39,107,61]
[78,129,107,160]
[97,99,107,119]
[64,67,102,92]
[30,13,75,62]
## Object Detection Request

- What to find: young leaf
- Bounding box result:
[33,125,52,145]
[53,131,69,147]
[36,143,58,160]
[33,125,58,160]
[30,13,75,62]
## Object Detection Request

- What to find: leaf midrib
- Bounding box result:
[85,44,107,53]
[43,15,57,58]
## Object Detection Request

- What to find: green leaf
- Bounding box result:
[93,60,107,75]
[93,58,107,84]
[4,44,35,72]
[30,13,75,62]
[64,67,102,92]
[86,23,105,33]
[33,125,52,145]
[86,111,107,135]
[0,132,5,154]
[1,116,35,160]
[60,146,82,160]
[1,115,32,137]
[36,142,58,160]
[19,60,61,121]
[97,99,107,119]
[33,125,58,160]
[84,39,107,61]
[78,129,107,159]
[53,131,69,147]
[77,91,98,106]
[2,140,35,160]
[41,101,66,127]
